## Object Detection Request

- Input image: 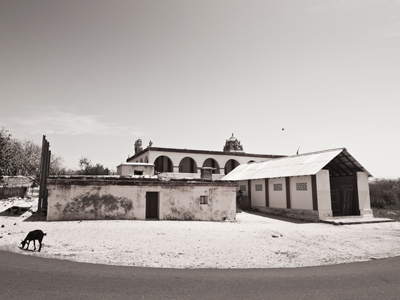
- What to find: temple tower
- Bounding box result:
[223,133,244,152]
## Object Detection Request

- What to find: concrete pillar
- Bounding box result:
[356,172,373,217]
[316,170,333,219]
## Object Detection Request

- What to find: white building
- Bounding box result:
[222,148,372,221]
[47,173,237,222]
[126,134,284,176]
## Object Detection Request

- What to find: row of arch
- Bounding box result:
[133,155,256,174]
[154,156,237,174]
[154,156,255,175]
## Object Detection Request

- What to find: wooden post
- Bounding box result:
[312,175,318,211]
[38,136,50,213]
[286,177,291,209]
[248,180,252,208]
[265,178,269,207]
[38,136,46,212]
[43,149,51,209]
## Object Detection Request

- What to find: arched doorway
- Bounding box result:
[202,158,220,174]
[225,159,240,174]
[154,156,173,173]
[179,157,197,173]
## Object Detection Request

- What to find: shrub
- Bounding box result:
[369,178,400,208]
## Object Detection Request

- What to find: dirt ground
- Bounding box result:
[1,197,400,269]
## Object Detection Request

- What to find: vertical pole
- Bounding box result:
[265,178,269,207]
[312,175,318,211]
[38,136,46,213]
[286,177,291,209]
[247,180,251,208]
[43,149,51,209]
[352,172,360,216]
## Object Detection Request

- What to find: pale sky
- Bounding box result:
[1,0,399,178]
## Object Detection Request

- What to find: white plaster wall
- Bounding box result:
[357,172,373,216]
[47,181,236,222]
[268,178,287,208]
[158,184,203,220]
[316,170,332,218]
[116,164,154,176]
[158,185,236,221]
[290,176,313,210]
[158,173,201,179]
[250,179,265,207]
[47,184,145,221]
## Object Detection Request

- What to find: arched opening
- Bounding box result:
[144,156,148,163]
[179,157,198,173]
[202,158,220,174]
[225,159,240,174]
[248,160,255,164]
[140,158,143,163]
[154,156,173,173]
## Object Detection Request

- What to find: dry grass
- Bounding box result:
[373,207,400,222]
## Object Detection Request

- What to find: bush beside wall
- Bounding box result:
[369,178,400,208]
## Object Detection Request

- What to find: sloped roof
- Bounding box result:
[221,148,371,181]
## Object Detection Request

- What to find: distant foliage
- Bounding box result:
[369,178,400,208]
[76,156,112,175]
[0,127,107,177]
[0,127,41,176]
[0,127,17,175]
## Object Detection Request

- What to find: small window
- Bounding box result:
[200,196,208,205]
[273,183,283,191]
[240,185,246,192]
[134,170,143,175]
[296,183,307,191]
[255,184,263,191]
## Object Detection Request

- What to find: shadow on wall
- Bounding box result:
[60,190,134,219]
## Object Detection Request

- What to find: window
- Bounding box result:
[255,184,263,191]
[134,170,143,175]
[200,196,208,205]
[273,183,283,191]
[240,185,246,192]
[296,183,307,191]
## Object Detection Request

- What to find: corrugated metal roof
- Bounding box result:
[222,148,371,181]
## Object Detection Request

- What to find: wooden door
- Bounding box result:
[146,192,159,219]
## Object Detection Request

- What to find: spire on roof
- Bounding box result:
[223,134,244,152]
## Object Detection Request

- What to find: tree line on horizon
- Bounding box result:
[0,127,113,178]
